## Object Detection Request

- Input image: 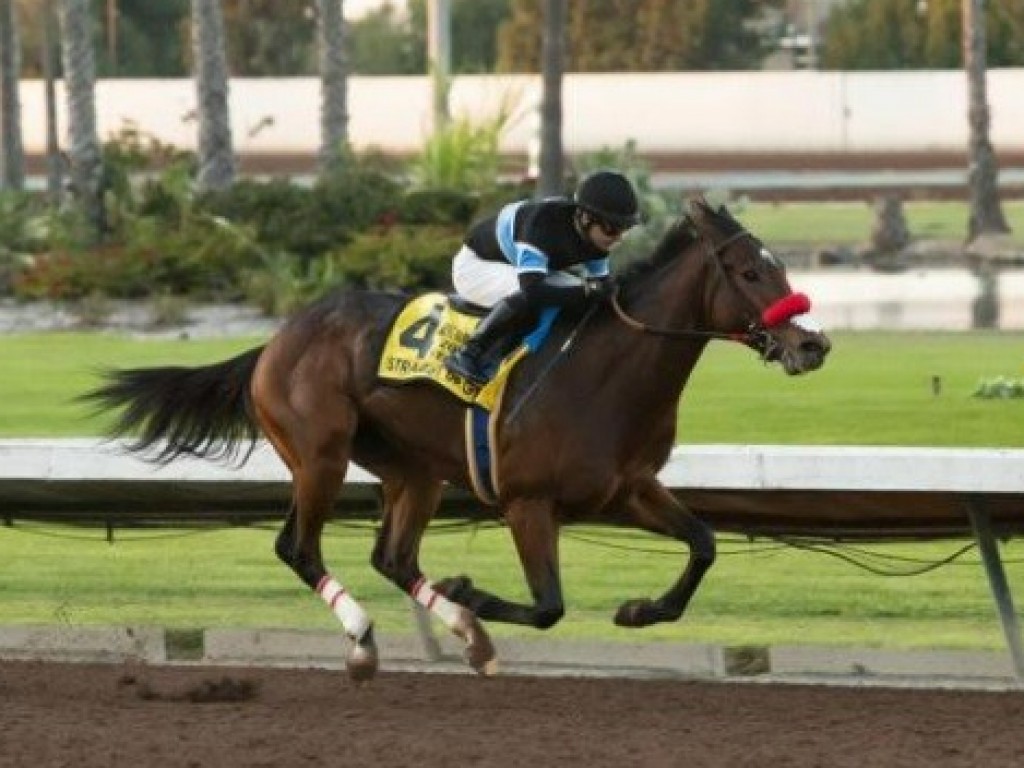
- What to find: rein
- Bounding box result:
[608,230,754,344]
[610,289,747,343]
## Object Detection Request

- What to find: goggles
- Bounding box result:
[584,212,630,238]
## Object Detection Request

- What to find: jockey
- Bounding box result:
[443,169,641,387]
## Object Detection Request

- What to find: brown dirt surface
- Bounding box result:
[2,661,1024,768]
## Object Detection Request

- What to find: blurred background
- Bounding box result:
[1,0,1022,330]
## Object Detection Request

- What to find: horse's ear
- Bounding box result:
[686,195,710,219]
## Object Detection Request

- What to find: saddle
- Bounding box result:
[377,292,557,409]
[378,292,559,503]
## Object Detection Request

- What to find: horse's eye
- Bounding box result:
[742,268,759,282]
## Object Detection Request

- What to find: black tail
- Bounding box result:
[81,346,265,464]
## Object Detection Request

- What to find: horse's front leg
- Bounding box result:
[613,476,716,628]
[437,497,566,630]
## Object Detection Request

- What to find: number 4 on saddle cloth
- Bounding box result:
[377,292,559,504]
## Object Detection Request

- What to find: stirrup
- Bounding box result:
[444,351,490,387]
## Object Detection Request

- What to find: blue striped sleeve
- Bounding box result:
[496,201,550,273]
[583,257,610,278]
[495,201,525,263]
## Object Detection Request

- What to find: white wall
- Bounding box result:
[15,69,1024,157]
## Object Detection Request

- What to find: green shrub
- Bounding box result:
[309,157,404,244]
[243,252,344,318]
[134,161,195,223]
[100,124,196,231]
[973,376,1024,399]
[195,155,404,261]
[330,225,460,294]
[13,214,264,302]
[196,178,322,259]
[0,192,50,296]
[398,187,479,226]
[410,86,520,194]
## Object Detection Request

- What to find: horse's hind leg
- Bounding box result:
[274,454,380,681]
[613,476,716,628]
[436,497,566,630]
[370,473,496,675]
[256,378,378,681]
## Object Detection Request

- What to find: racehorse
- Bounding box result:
[84,197,831,681]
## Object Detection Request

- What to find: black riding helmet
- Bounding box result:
[575,170,641,230]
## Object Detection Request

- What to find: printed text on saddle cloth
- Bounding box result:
[762,292,820,332]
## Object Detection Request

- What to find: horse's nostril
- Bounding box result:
[802,339,830,357]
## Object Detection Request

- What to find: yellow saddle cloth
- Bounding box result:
[377,292,526,412]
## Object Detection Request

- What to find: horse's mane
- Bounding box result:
[618,199,746,287]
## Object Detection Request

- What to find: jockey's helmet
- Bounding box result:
[575,170,641,229]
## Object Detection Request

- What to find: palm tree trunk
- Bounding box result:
[963,0,1009,240]
[192,0,235,191]
[538,0,565,198]
[42,0,63,206]
[59,0,104,234]
[317,0,348,174]
[0,0,24,190]
[426,0,450,132]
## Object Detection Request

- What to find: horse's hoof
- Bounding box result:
[613,598,663,628]
[435,575,475,604]
[452,608,498,676]
[345,628,379,684]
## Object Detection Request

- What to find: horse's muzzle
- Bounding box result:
[751,326,831,375]
[779,333,831,375]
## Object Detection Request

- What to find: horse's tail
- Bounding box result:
[81,346,265,465]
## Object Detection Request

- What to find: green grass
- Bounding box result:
[0,334,262,436]
[681,331,1024,447]
[737,199,1024,245]
[0,329,1022,652]
[1,522,1018,651]
[2,331,1024,444]
[2,330,1020,446]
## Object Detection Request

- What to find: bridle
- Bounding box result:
[608,228,807,358]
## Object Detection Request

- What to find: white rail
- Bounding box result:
[1,439,1022,677]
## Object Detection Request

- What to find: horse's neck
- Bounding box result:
[618,245,712,347]
[592,258,712,407]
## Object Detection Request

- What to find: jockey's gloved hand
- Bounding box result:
[586,277,617,303]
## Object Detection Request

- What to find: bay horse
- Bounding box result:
[84,197,830,681]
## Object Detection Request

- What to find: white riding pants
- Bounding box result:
[452,245,583,308]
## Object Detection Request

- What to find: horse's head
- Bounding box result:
[686,197,830,374]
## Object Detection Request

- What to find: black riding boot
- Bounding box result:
[444,295,525,386]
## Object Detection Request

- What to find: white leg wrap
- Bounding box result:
[411,578,463,630]
[317,576,372,640]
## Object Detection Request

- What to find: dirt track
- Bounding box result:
[3,660,1024,768]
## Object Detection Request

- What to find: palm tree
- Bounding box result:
[59,0,104,233]
[963,0,1009,240]
[192,0,235,191]
[426,0,450,132]
[0,0,24,189]
[537,0,564,198]
[317,0,348,173]
[42,0,62,205]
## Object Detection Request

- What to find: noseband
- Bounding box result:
[608,229,810,356]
